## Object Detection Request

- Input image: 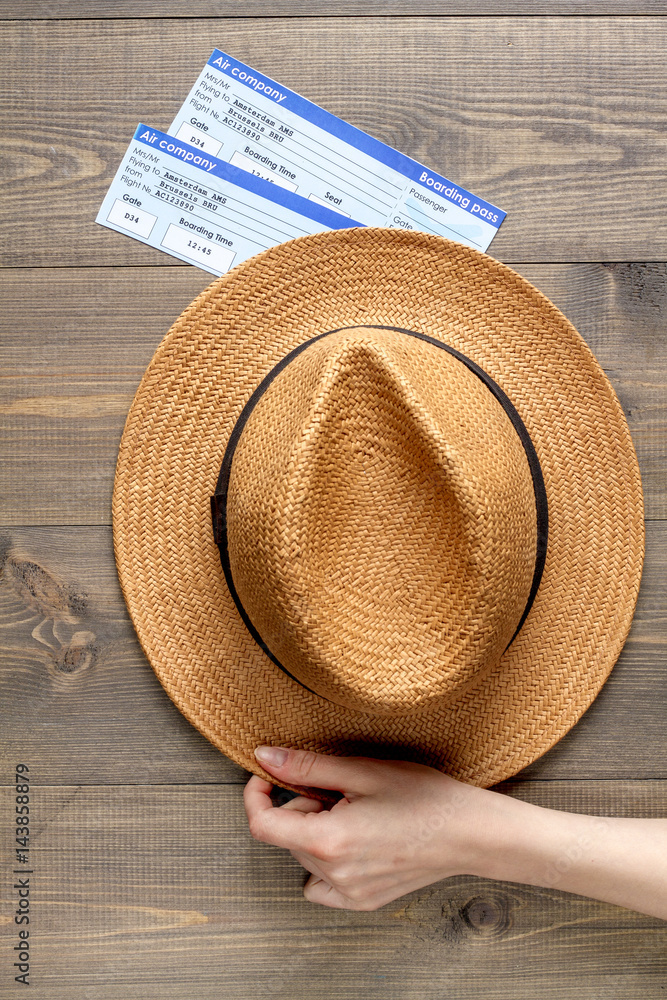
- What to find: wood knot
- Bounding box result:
[4,556,86,621]
[459,894,511,937]
[55,631,98,674]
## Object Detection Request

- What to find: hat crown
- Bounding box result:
[226,326,538,716]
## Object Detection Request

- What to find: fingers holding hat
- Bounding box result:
[253,746,382,799]
[244,748,382,854]
[243,775,319,850]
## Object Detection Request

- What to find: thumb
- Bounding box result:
[254,746,379,797]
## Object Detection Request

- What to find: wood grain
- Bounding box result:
[3,1,666,15]
[1,784,665,1000]
[0,521,664,785]
[1,262,665,525]
[2,18,667,264]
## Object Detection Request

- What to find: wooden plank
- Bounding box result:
[0,267,209,526]
[2,1,665,16]
[0,783,665,999]
[0,525,245,787]
[1,262,666,525]
[0,521,665,785]
[499,778,667,816]
[2,18,667,264]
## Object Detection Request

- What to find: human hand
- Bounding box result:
[245,747,667,918]
[243,746,490,910]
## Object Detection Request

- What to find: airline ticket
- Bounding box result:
[95,124,360,276]
[168,49,505,253]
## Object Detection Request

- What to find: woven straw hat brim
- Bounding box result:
[113,229,644,788]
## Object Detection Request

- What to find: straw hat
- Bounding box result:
[113,228,644,789]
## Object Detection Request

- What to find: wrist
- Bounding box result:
[452,785,549,884]
[420,776,534,882]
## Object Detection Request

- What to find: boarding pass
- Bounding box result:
[168,49,505,253]
[95,124,360,276]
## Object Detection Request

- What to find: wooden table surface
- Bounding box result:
[1,5,666,998]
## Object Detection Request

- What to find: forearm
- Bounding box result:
[464,788,667,920]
